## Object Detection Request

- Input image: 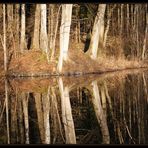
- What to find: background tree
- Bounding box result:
[20,4,27,52]
[87,4,106,60]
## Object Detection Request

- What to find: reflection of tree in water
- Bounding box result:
[0,71,148,144]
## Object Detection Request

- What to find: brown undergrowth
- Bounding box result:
[0,47,147,77]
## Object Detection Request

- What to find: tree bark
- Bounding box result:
[32,4,40,50]
[91,80,110,144]
[142,5,147,60]
[3,4,7,72]
[57,4,73,72]
[20,4,27,52]
[40,4,48,54]
[58,78,76,144]
[87,4,106,59]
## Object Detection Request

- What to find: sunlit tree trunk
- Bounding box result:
[20,4,27,52]
[100,84,107,117]
[32,4,40,50]
[34,93,45,143]
[48,4,54,52]
[142,8,148,60]
[91,80,110,144]
[5,79,10,144]
[22,93,29,144]
[58,78,76,144]
[7,4,14,53]
[50,5,61,61]
[120,4,123,36]
[40,4,48,55]
[14,4,20,57]
[57,4,73,73]
[103,5,116,48]
[136,5,140,57]
[126,4,129,36]
[87,4,106,59]
[3,4,7,72]
[117,5,120,34]
[42,90,50,144]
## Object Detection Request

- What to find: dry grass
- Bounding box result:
[0,46,147,77]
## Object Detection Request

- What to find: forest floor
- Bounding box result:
[0,47,146,77]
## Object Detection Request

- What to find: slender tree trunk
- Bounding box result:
[34,93,45,143]
[14,4,20,57]
[20,4,27,52]
[50,5,61,61]
[3,4,7,72]
[48,4,54,51]
[103,5,116,48]
[58,78,76,144]
[87,4,106,59]
[40,4,48,54]
[120,4,123,37]
[32,4,40,50]
[5,79,10,144]
[57,4,73,72]
[7,4,14,53]
[118,5,120,34]
[142,7,148,60]
[136,5,140,57]
[42,90,50,144]
[126,4,129,36]
[22,93,29,144]
[91,80,110,144]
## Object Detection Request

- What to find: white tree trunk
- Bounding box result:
[142,8,148,60]
[42,90,50,144]
[22,93,29,144]
[3,4,7,72]
[50,5,61,61]
[15,4,20,57]
[57,4,73,72]
[40,4,48,54]
[103,5,116,48]
[48,4,54,51]
[20,4,26,52]
[91,80,110,144]
[88,4,106,59]
[58,78,76,144]
[32,4,40,50]
[5,79,10,144]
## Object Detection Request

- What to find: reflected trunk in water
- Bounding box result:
[22,92,29,144]
[0,70,148,144]
[5,79,10,144]
[91,80,110,144]
[58,78,76,144]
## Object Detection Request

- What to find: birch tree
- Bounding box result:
[91,80,110,144]
[87,4,106,59]
[142,6,148,60]
[58,78,76,144]
[57,4,73,73]
[14,4,20,57]
[20,4,27,52]
[40,4,48,54]
[3,4,7,72]
[32,4,40,50]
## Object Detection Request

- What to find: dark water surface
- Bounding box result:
[0,69,148,144]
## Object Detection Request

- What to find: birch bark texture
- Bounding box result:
[88,4,106,59]
[57,4,73,73]
[40,4,48,54]
[20,4,27,52]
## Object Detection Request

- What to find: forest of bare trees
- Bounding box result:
[0,3,147,75]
